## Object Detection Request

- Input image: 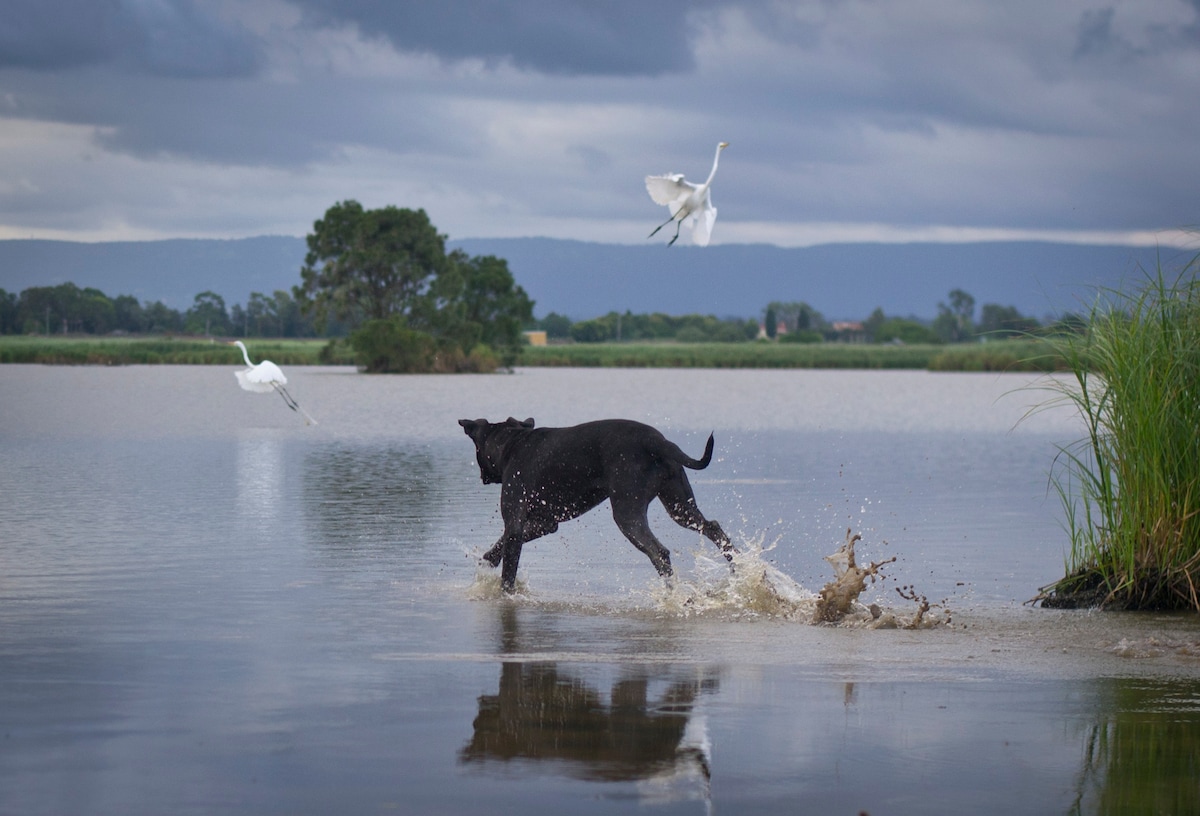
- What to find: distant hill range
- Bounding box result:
[0,235,1186,321]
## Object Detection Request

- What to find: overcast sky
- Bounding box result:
[1,0,1197,247]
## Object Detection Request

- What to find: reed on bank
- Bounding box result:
[1037,261,1200,610]
[0,334,1067,371]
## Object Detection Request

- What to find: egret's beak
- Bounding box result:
[719,142,729,148]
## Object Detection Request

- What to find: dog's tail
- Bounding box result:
[680,432,716,470]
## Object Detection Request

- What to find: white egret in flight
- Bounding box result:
[230,340,317,425]
[645,141,729,247]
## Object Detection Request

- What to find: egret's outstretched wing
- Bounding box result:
[645,173,694,206]
[235,369,275,394]
[247,361,287,386]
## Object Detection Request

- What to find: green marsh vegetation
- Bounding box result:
[0,335,354,366]
[521,338,1060,370]
[1038,256,1200,610]
[0,334,1067,371]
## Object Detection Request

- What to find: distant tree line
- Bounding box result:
[541,311,759,344]
[2,261,1075,357]
[532,288,1074,345]
[0,282,321,338]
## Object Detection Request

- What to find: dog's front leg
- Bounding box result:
[500,537,524,593]
[481,533,524,593]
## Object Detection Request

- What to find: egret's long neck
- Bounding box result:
[236,342,253,366]
[702,146,724,189]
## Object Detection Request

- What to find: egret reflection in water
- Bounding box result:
[236,434,285,535]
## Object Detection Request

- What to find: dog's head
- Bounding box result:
[458,417,535,484]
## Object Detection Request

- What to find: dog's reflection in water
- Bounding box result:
[460,661,716,799]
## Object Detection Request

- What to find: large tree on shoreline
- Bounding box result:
[296,201,447,332]
[295,200,534,372]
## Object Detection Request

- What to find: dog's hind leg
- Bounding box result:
[659,483,735,564]
[611,499,674,579]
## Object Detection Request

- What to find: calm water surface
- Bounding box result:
[2,365,1199,815]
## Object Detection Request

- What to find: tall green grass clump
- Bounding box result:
[1039,258,1200,609]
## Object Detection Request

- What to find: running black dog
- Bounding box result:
[458,417,734,592]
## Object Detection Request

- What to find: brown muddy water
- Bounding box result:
[2,365,1198,815]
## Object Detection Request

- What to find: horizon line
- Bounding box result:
[0,223,1195,250]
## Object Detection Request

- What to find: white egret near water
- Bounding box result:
[229,340,317,425]
[645,142,729,247]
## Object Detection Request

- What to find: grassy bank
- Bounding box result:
[1038,265,1200,610]
[0,336,354,365]
[0,334,1068,371]
[522,338,1066,371]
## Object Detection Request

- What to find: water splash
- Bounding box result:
[462,532,950,628]
[649,532,817,619]
[648,529,950,628]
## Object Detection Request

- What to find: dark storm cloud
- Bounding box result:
[0,0,1196,243]
[0,0,262,78]
[290,0,716,75]
[1075,2,1200,60]
[0,0,123,69]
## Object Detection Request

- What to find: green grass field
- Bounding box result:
[0,335,1069,371]
[522,337,1069,371]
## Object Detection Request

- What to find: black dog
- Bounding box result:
[458,417,734,592]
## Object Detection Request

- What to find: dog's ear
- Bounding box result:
[503,417,535,429]
[520,417,535,428]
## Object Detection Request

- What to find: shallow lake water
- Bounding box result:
[2,364,1199,815]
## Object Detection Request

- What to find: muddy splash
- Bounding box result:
[812,529,896,623]
[654,530,950,629]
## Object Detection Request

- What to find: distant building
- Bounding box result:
[756,321,790,340]
[523,330,547,347]
[831,321,866,343]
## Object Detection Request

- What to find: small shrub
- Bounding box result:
[349,319,439,373]
[348,319,505,373]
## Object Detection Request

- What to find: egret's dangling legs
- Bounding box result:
[272,383,318,425]
[648,215,685,246]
